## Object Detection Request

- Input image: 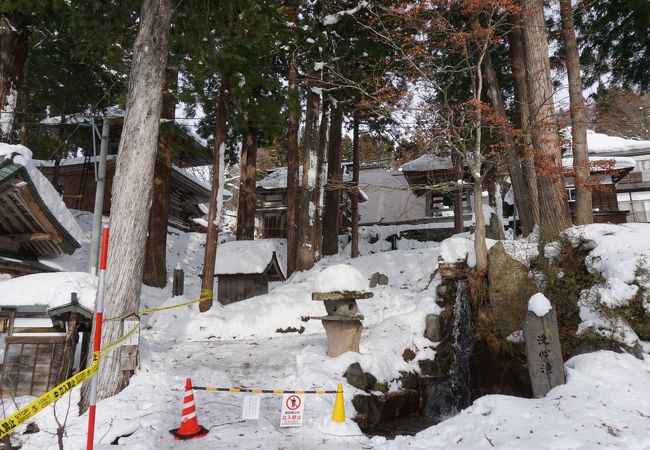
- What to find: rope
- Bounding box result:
[194,386,336,395]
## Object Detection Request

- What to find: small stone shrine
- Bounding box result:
[524,293,565,398]
[308,265,373,357]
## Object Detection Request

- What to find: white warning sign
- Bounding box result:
[242,396,261,420]
[279,394,304,427]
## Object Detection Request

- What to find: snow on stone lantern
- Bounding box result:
[309,264,373,357]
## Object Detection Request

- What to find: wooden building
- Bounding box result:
[0,272,95,397]
[401,152,474,220]
[562,156,635,224]
[215,240,285,304]
[0,149,82,276]
[36,121,226,231]
[256,167,367,239]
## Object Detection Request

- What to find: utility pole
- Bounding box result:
[89,119,110,275]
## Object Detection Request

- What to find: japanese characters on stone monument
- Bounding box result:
[524,293,566,398]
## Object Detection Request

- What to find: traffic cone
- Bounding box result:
[331,383,345,422]
[169,378,209,440]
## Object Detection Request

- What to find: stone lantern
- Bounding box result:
[309,265,374,357]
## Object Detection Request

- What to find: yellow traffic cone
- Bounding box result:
[331,383,345,422]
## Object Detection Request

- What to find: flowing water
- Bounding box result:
[365,278,476,439]
[450,279,473,413]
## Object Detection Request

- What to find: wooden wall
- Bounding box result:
[1,336,65,396]
[218,274,269,305]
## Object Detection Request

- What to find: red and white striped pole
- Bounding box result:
[87,224,109,450]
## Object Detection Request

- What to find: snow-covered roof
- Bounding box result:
[172,164,232,199]
[562,129,650,155]
[257,165,352,190]
[0,144,84,245]
[39,105,125,125]
[257,167,291,190]
[215,240,284,276]
[0,272,97,311]
[401,153,454,172]
[561,156,637,170]
[34,155,118,168]
[35,155,231,200]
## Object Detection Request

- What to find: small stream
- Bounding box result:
[450,279,473,413]
[364,278,475,439]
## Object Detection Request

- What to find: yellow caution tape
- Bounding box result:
[105,297,205,322]
[137,297,203,315]
[0,321,142,438]
[0,353,99,438]
[99,322,140,356]
[0,294,217,437]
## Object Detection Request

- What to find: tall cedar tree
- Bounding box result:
[520,0,572,238]
[574,0,650,91]
[0,9,31,140]
[285,1,301,275]
[560,0,592,225]
[295,75,320,271]
[80,0,172,410]
[142,67,178,287]
[508,13,540,228]
[200,78,228,311]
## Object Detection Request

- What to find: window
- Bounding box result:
[566,187,576,202]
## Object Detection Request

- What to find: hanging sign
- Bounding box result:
[279,394,304,427]
[242,396,261,420]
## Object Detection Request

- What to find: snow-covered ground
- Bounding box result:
[4,213,650,449]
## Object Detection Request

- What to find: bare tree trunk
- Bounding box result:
[520,0,572,238]
[323,102,343,255]
[560,0,592,225]
[286,2,300,276]
[243,121,257,240]
[508,16,540,229]
[351,113,359,258]
[296,79,320,271]
[199,78,229,311]
[236,127,249,239]
[79,0,172,412]
[312,95,328,260]
[473,52,488,273]
[0,11,29,142]
[482,52,535,235]
[143,66,177,287]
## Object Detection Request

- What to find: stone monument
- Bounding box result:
[524,293,565,398]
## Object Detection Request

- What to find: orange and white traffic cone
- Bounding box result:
[169,378,209,440]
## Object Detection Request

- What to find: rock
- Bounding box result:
[488,242,537,337]
[485,211,505,240]
[402,348,416,362]
[399,371,419,390]
[344,363,369,390]
[378,389,420,420]
[23,422,39,434]
[422,378,455,420]
[438,260,466,280]
[436,281,454,304]
[352,394,382,429]
[365,372,377,390]
[424,314,442,342]
[439,308,454,336]
[418,358,436,376]
[574,328,644,360]
[352,390,422,431]
[369,272,389,287]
